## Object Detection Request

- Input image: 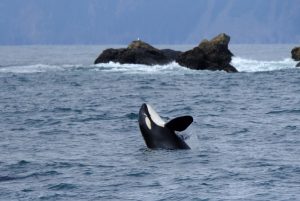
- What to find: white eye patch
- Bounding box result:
[145,116,152,129]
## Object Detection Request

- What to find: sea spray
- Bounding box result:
[232,57,297,72]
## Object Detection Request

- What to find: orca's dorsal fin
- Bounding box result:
[165,116,193,132]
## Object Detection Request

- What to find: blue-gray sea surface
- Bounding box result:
[0,45,299,200]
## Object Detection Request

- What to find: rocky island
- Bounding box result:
[291,47,300,67]
[94,33,238,73]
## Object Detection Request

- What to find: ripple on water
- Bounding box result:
[0,176,17,182]
[46,161,86,169]
[125,112,138,120]
[126,170,151,177]
[284,125,297,130]
[0,171,61,182]
[48,183,78,190]
[39,193,76,200]
[266,109,300,114]
[6,160,31,169]
[228,128,249,136]
[70,113,118,122]
[27,171,61,178]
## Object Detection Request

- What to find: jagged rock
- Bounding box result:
[94,34,238,73]
[176,33,238,72]
[94,40,174,65]
[291,47,300,61]
[127,40,156,50]
[161,49,182,61]
[291,47,300,67]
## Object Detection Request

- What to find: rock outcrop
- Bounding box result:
[94,33,238,72]
[94,40,178,65]
[291,47,300,67]
[176,33,237,72]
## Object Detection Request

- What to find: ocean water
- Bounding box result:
[0,45,299,201]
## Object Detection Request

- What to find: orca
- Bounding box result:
[138,103,193,149]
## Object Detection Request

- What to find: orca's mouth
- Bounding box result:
[140,103,150,117]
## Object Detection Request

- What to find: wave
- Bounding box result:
[0,64,65,74]
[0,62,190,75]
[96,58,298,73]
[0,58,297,74]
[231,57,297,72]
[94,61,189,74]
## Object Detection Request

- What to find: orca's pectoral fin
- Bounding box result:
[165,116,193,132]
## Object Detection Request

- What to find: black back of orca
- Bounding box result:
[138,103,193,150]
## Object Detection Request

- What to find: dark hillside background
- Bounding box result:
[0,0,299,45]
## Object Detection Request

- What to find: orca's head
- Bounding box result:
[139,103,165,130]
[138,103,169,148]
[138,103,193,149]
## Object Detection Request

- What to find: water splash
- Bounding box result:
[232,57,297,72]
[0,58,297,74]
[0,64,64,74]
[94,61,188,74]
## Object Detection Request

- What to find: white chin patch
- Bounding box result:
[145,117,152,129]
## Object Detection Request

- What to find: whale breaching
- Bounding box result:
[138,103,193,149]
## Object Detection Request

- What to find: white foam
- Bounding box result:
[0,64,64,74]
[231,57,297,72]
[94,61,189,74]
[0,58,297,74]
[0,64,90,74]
[96,58,298,74]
